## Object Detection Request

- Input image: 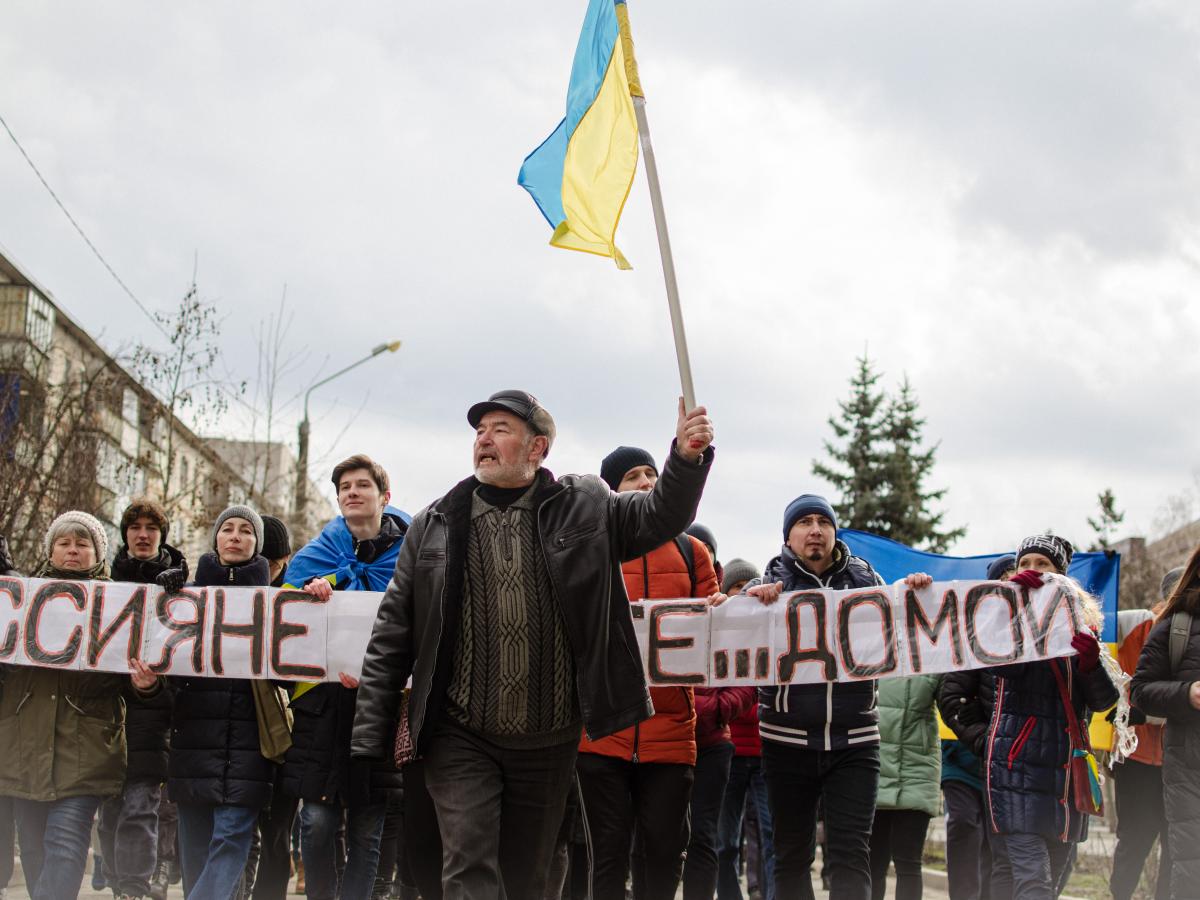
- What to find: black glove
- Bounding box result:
[0,535,15,575]
[954,699,982,727]
[1107,706,1146,726]
[155,559,189,593]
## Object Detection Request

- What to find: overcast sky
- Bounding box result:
[3,1,1198,568]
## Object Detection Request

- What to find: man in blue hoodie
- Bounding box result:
[743,494,883,900]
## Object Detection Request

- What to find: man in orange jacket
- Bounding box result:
[577,446,720,900]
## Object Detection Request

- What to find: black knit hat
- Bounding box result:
[686,523,718,563]
[1016,534,1074,575]
[261,515,292,561]
[600,446,658,491]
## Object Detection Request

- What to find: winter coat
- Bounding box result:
[110,543,186,586]
[0,566,131,800]
[730,707,763,757]
[937,669,996,790]
[166,553,276,809]
[111,544,185,784]
[875,675,941,817]
[695,687,757,750]
[579,534,718,764]
[281,516,408,805]
[351,444,713,761]
[985,655,1118,841]
[751,542,883,751]
[1130,612,1200,894]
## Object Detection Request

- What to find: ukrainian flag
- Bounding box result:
[519,0,641,269]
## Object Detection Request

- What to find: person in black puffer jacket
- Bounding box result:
[936,553,1010,900]
[982,535,1117,900]
[1131,542,1200,900]
[734,494,885,900]
[99,499,183,900]
[152,505,277,900]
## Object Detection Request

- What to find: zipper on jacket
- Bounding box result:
[824,683,834,751]
[631,721,640,763]
[1058,660,1073,841]
[1007,715,1037,769]
[415,510,449,752]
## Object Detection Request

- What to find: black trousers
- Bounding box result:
[867,809,929,900]
[761,741,879,900]
[401,759,443,900]
[423,721,578,900]
[683,742,735,900]
[250,780,299,900]
[942,780,992,900]
[576,752,695,900]
[1110,759,1171,900]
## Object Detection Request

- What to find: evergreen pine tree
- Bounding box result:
[811,355,889,530]
[1087,489,1125,551]
[879,376,966,552]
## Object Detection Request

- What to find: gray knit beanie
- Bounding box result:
[722,558,760,594]
[212,505,264,555]
[1161,566,1186,601]
[45,510,109,563]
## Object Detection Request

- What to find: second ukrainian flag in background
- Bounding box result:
[519,0,641,269]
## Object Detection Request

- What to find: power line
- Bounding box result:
[0,109,168,338]
[0,110,261,419]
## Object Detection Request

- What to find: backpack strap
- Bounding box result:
[674,534,697,597]
[1169,610,1193,677]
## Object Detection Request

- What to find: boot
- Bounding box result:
[148,859,170,900]
[295,858,306,893]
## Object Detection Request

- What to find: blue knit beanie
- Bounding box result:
[986,555,1017,581]
[783,494,837,538]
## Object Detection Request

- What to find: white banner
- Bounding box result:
[0,576,1083,683]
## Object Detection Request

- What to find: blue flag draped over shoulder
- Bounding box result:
[839,529,1121,642]
[283,506,411,593]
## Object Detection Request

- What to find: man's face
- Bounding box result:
[786,514,836,567]
[473,411,545,487]
[617,464,658,493]
[337,468,390,522]
[126,516,162,560]
[1017,552,1059,575]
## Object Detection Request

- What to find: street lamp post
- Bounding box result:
[295,340,401,528]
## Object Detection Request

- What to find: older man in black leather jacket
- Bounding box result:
[352,390,714,900]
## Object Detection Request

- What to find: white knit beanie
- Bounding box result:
[45,510,110,563]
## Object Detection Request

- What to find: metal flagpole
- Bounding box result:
[618,3,697,411]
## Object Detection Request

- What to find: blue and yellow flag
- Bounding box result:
[519,0,641,269]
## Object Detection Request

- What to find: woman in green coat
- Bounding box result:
[0,511,158,900]
[868,674,942,900]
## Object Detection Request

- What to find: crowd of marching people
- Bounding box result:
[0,389,1198,900]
